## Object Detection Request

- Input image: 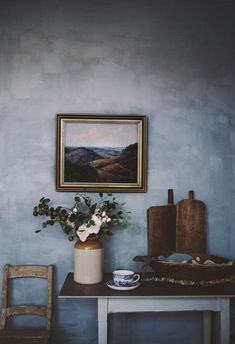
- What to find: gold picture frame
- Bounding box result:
[56,114,147,192]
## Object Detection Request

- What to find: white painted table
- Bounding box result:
[59,273,234,344]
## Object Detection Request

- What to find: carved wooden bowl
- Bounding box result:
[134,253,235,285]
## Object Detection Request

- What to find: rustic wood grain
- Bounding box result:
[0,265,9,331]
[46,265,53,331]
[176,191,207,253]
[8,265,49,279]
[6,306,47,317]
[0,265,53,344]
[147,189,176,256]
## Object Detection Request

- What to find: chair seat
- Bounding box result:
[0,329,50,344]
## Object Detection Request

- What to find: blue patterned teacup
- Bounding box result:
[113,269,140,287]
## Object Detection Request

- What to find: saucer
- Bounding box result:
[106,280,140,291]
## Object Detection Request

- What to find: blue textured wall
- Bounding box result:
[0,0,235,343]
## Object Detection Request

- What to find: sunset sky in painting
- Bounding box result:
[64,121,138,148]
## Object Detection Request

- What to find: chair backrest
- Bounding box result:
[0,265,53,331]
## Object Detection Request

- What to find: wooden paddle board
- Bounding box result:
[176,190,207,253]
[147,189,176,256]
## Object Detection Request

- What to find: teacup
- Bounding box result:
[113,269,140,287]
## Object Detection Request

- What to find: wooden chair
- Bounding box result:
[0,264,53,344]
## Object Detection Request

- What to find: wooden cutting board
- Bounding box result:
[147,189,176,256]
[176,190,207,253]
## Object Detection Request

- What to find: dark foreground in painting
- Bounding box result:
[64,143,138,183]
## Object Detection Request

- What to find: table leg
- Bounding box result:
[203,311,211,344]
[219,299,230,344]
[98,298,108,344]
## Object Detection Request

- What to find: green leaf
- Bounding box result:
[69,228,77,236]
[35,230,41,233]
[90,204,97,214]
[99,192,103,198]
[42,222,47,228]
[127,214,133,220]
[111,218,119,225]
[63,226,72,234]
[130,224,137,232]
[107,192,112,196]
[39,197,45,203]
[56,206,62,213]
[84,197,91,207]
[46,220,54,225]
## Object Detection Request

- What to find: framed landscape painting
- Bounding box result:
[56,114,147,192]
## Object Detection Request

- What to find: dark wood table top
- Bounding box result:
[59,273,235,298]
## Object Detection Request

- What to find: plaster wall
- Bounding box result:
[0,0,235,343]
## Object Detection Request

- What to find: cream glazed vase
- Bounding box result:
[74,235,104,284]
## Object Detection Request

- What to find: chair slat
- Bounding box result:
[8,266,49,279]
[7,305,47,317]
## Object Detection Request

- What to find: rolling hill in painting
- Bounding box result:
[64,143,138,183]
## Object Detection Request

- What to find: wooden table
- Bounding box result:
[59,273,235,344]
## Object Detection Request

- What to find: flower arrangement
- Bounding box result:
[33,193,135,242]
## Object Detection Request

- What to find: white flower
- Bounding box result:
[76,224,90,242]
[89,214,102,234]
[89,225,100,234]
[92,214,102,225]
[100,211,111,224]
[73,208,78,213]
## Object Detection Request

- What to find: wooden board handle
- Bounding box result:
[189,190,194,200]
[168,189,174,205]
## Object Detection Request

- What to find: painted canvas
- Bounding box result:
[56,115,147,192]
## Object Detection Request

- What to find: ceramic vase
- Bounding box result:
[74,235,103,284]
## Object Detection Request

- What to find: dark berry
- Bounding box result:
[69,213,76,222]
[60,216,67,222]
